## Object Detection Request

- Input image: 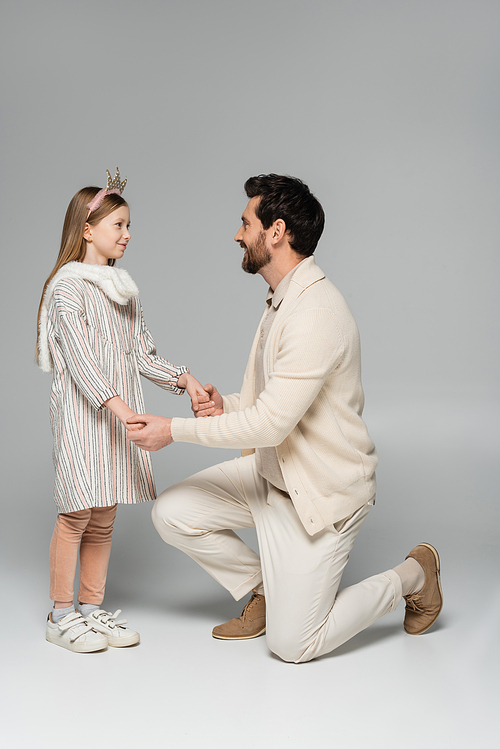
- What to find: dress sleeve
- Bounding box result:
[135,300,188,395]
[53,283,118,410]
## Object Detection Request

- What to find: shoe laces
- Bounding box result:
[241,592,261,618]
[90,609,128,629]
[405,594,424,613]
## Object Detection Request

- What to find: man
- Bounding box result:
[127,174,442,663]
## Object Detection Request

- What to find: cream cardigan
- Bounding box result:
[171,257,377,535]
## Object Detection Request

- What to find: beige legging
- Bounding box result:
[49,505,117,605]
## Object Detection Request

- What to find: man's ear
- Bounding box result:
[271,219,286,244]
[83,223,92,242]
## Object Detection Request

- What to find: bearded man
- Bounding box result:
[127,174,442,662]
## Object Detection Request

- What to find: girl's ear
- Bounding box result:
[83,223,92,242]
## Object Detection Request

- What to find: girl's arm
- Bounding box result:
[53,283,141,422]
[104,395,145,427]
[135,300,188,394]
[133,300,210,412]
[53,283,118,410]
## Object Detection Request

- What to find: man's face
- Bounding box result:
[234,197,272,275]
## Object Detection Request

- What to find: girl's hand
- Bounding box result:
[177,373,214,415]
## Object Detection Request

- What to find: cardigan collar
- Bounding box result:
[38,262,139,372]
[288,255,325,292]
[266,257,309,310]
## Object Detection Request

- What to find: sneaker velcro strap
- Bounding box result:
[57,612,91,642]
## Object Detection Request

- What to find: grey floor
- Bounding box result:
[2,1,498,745]
[2,396,498,749]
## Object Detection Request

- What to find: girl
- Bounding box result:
[37,168,208,652]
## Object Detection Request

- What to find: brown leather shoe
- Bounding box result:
[212,591,266,640]
[404,543,443,635]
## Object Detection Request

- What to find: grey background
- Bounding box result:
[1,1,498,747]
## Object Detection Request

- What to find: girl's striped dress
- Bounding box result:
[38,262,187,513]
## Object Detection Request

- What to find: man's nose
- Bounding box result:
[234,226,243,242]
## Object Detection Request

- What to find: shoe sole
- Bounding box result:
[405,542,443,635]
[212,626,266,641]
[106,633,140,647]
[46,632,108,653]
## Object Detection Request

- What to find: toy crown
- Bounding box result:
[105,167,127,193]
[86,167,127,216]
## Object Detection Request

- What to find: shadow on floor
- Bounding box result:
[320,613,449,660]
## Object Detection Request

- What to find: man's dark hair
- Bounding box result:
[244,174,325,257]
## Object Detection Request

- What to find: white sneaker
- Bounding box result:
[85,609,140,647]
[46,611,108,653]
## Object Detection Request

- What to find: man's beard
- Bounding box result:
[241,231,272,275]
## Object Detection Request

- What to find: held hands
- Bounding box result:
[177,373,215,415]
[194,384,224,418]
[125,380,223,452]
[126,414,173,451]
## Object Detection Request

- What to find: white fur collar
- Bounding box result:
[38,262,139,372]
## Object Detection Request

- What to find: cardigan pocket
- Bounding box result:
[332,496,374,534]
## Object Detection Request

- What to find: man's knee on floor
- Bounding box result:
[266,629,310,664]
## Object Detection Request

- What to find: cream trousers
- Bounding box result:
[153,455,402,663]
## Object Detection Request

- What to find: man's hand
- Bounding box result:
[126,414,173,451]
[177,372,212,414]
[194,384,224,418]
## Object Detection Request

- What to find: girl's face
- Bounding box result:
[83,206,131,265]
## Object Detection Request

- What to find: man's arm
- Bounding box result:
[126,383,222,450]
[127,308,343,452]
[169,308,343,450]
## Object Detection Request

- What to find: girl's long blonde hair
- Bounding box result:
[36,187,129,364]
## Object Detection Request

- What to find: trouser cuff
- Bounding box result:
[230,569,263,601]
[381,568,403,612]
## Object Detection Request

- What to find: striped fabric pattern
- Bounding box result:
[47,277,187,513]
